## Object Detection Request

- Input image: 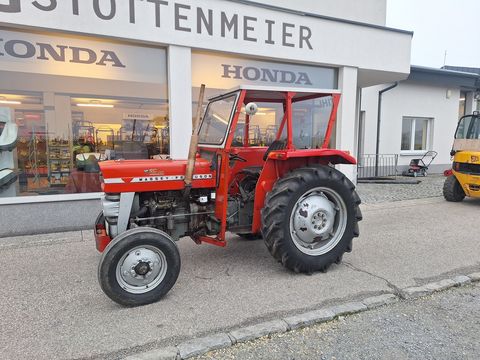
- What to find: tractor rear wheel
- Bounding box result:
[443,175,465,202]
[98,227,180,306]
[261,166,362,274]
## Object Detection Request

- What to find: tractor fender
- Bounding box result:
[251,149,356,233]
[266,148,357,165]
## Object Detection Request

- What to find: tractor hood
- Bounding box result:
[99,158,215,193]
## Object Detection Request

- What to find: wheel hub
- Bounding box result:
[117,247,167,293]
[291,192,337,244]
[134,262,151,276]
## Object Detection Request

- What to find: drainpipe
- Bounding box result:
[375,82,398,177]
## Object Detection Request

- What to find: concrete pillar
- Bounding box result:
[465,92,476,114]
[336,67,359,183]
[167,45,192,159]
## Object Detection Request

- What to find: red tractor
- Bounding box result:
[95,86,362,306]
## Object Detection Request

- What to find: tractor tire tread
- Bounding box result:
[261,165,361,274]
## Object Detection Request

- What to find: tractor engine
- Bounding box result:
[102,189,215,241]
[101,183,254,241]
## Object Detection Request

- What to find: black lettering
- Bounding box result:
[70,47,97,64]
[265,20,275,45]
[93,0,116,20]
[296,72,313,85]
[0,0,20,13]
[96,50,126,68]
[300,26,313,50]
[175,3,191,32]
[243,16,257,42]
[280,70,296,84]
[72,0,79,15]
[282,23,295,47]
[261,69,279,83]
[4,40,36,58]
[221,64,241,79]
[243,67,260,81]
[197,7,212,35]
[37,43,67,61]
[0,38,3,56]
[128,0,135,23]
[147,0,168,28]
[32,0,57,11]
[220,12,238,39]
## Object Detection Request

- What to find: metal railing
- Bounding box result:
[357,154,399,179]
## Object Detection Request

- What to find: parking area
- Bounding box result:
[0,194,479,359]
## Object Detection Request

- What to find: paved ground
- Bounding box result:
[196,284,480,360]
[0,195,479,360]
[356,175,445,204]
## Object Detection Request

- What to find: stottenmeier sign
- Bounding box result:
[0,0,412,74]
[1,0,313,49]
[0,29,167,83]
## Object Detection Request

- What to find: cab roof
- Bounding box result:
[209,85,341,103]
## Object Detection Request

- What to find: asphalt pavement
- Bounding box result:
[195,283,480,360]
[0,196,479,359]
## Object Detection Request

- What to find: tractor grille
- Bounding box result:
[454,162,480,175]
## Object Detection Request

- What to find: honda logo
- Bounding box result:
[0,38,126,68]
[222,64,313,86]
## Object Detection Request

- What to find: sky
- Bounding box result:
[387,0,480,69]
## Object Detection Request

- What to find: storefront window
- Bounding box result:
[0,30,168,199]
[66,97,168,194]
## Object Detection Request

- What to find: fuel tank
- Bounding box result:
[99,158,216,193]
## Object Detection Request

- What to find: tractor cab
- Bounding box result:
[197,85,342,160]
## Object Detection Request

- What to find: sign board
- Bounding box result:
[0,0,412,73]
[192,52,337,90]
[123,113,154,121]
[0,29,167,84]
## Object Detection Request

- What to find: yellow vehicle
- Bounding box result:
[444,112,480,201]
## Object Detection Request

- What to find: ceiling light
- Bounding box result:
[77,103,114,108]
[0,97,21,105]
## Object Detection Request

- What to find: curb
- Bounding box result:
[124,272,480,360]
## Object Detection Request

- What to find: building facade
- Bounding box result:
[360,66,480,176]
[0,0,412,236]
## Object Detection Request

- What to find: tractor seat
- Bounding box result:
[263,140,287,161]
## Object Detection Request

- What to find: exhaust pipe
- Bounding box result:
[184,84,206,197]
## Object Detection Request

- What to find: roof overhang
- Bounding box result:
[408,66,480,90]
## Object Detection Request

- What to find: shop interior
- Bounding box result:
[0,92,168,197]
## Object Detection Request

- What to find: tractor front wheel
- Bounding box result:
[261,166,362,274]
[443,175,465,202]
[98,227,180,306]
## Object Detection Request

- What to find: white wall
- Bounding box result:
[259,0,387,26]
[361,81,461,172]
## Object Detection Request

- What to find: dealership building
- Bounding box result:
[0,0,412,236]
